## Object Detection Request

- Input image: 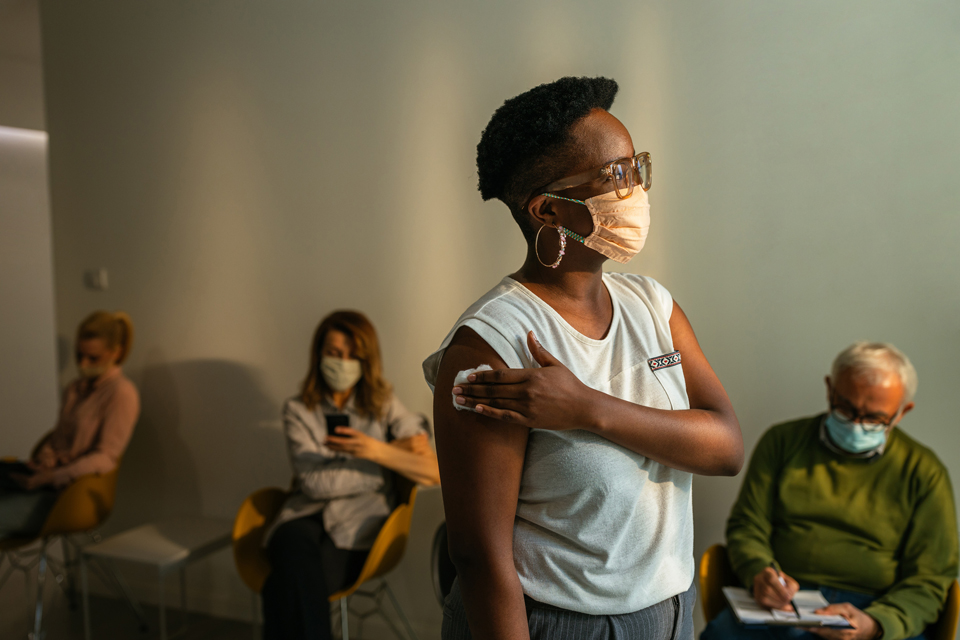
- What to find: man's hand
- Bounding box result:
[808,603,881,640]
[753,567,799,610]
[325,427,387,462]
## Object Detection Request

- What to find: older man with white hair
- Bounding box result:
[702,342,958,640]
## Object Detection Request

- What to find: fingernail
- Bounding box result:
[456,396,465,404]
[467,374,476,382]
[452,386,462,394]
[475,405,483,413]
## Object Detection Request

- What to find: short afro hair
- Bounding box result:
[476,76,619,236]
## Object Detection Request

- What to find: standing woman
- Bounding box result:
[0,311,139,538]
[423,77,744,639]
[262,310,440,640]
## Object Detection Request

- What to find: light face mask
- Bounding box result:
[79,364,108,379]
[544,187,650,264]
[321,356,363,392]
[824,411,888,454]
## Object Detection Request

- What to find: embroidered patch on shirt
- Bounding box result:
[648,351,681,371]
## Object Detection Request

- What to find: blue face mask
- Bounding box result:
[824,411,888,454]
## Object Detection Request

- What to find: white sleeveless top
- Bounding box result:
[422,273,694,615]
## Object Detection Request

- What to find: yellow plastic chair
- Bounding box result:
[698,544,960,639]
[232,476,420,640]
[1,455,124,639]
[927,580,960,640]
[698,543,738,624]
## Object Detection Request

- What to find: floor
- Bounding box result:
[1,589,255,640]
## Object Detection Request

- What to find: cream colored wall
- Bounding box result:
[0,127,58,458]
[39,0,960,637]
[0,0,56,460]
[0,0,44,130]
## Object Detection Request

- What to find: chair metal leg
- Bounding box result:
[180,567,188,633]
[32,540,48,640]
[250,591,259,640]
[96,557,149,631]
[0,551,16,591]
[81,553,91,640]
[340,597,349,640]
[384,581,420,640]
[60,536,79,610]
[158,571,167,640]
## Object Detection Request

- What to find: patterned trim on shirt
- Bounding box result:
[648,351,681,371]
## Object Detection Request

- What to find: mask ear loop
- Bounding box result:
[535,224,566,269]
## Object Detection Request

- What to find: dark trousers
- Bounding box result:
[0,462,59,539]
[261,512,368,640]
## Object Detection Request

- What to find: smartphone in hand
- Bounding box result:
[325,413,350,436]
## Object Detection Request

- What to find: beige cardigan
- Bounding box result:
[264,394,425,550]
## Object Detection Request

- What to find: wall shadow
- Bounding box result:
[108,353,290,534]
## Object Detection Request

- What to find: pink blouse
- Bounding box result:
[39,367,140,485]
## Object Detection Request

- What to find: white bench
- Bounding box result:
[80,516,232,640]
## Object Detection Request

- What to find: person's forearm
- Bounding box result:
[52,449,115,485]
[453,559,530,640]
[297,460,384,500]
[585,388,743,475]
[371,445,440,486]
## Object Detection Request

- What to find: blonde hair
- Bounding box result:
[830,341,918,403]
[300,310,392,418]
[76,311,135,365]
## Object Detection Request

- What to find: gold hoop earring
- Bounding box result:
[536,224,567,269]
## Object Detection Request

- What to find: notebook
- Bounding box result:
[722,587,854,628]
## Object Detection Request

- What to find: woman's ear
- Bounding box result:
[524,194,557,228]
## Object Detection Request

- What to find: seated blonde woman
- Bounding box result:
[261,310,440,640]
[0,311,139,539]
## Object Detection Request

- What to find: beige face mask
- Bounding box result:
[545,187,650,264]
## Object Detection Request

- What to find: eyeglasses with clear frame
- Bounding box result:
[542,152,651,200]
[829,391,902,432]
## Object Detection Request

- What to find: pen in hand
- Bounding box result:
[769,561,801,618]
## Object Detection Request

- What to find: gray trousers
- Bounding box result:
[442,579,696,640]
[0,464,59,539]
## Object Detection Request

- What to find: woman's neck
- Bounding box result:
[514,248,607,304]
[329,389,352,410]
[512,251,614,340]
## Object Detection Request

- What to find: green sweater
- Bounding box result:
[726,415,958,640]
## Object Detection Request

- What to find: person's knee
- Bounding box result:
[268,518,323,565]
[700,607,744,640]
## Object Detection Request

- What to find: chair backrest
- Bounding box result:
[232,487,289,593]
[328,480,419,601]
[38,462,122,538]
[699,543,738,624]
[927,580,960,640]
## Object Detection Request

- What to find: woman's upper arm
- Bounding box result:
[433,327,528,564]
[669,301,736,415]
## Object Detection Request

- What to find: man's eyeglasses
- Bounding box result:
[542,152,651,200]
[829,391,902,432]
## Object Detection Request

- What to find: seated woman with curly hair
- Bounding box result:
[262,310,440,640]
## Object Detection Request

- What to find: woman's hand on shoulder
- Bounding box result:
[451,331,599,431]
[325,427,386,463]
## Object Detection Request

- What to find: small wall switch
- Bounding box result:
[84,268,109,291]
